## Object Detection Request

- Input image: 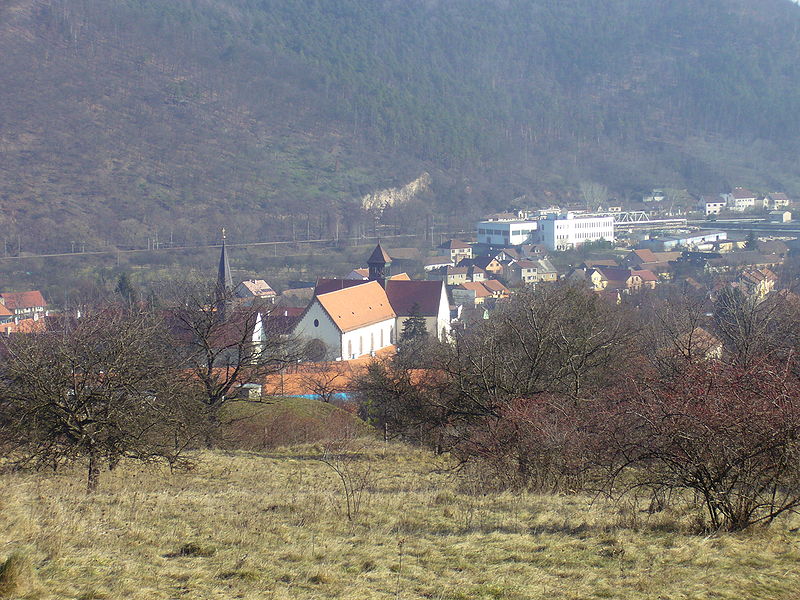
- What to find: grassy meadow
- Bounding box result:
[2,431,800,599]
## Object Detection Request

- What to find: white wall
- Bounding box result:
[538,214,615,250]
[341,318,396,359]
[476,220,538,246]
[293,300,343,360]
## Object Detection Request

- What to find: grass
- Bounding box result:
[1,440,799,599]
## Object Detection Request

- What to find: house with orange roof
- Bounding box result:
[0,290,47,318]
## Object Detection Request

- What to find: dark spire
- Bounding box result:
[217,227,233,293]
[367,243,391,285]
[216,228,233,320]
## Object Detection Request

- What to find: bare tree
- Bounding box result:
[0,306,200,492]
[166,282,305,439]
[300,361,351,404]
[602,358,800,531]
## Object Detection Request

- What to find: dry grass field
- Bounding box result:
[2,438,800,599]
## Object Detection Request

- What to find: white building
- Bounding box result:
[700,194,727,216]
[724,188,764,212]
[535,213,615,251]
[293,280,397,361]
[476,220,538,246]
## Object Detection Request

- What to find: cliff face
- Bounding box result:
[2,0,800,253]
[361,174,432,211]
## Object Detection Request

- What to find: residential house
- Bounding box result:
[234,279,277,304]
[451,280,509,308]
[422,256,454,272]
[724,187,764,212]
[736,268,778,300]
[662,327,724,363]
[457,256,504,277]
[439,240,473,264]
[589,266,656,293]
[766,192,791,210]
[0,291,47,318]
[504,258,558,285]
[700,194,727,215]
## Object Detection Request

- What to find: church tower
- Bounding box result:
[367,243,392,286]
[215,228,233,319]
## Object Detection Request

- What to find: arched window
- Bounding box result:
[359,336,363,356]
[380,329,384,347]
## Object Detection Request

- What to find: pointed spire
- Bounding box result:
[217,227,233,293]
[367,243,391,285]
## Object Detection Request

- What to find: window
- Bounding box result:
[313,318,319,327]
[348,340,352,358]
[380,329,384,347]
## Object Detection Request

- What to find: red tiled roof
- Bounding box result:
[0,291,46,310]
[631,269,658,282]
[632,249,658,263]
[316,281,395,333]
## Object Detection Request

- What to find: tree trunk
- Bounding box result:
[87,448,100,493]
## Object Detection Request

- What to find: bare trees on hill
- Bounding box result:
[356,282,800,531]
[0,282,305,491]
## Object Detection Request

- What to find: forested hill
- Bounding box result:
[2,0,800,253]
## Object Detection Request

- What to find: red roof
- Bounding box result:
[632,249,658,264]
[631,269,658,282]
[384,280,444,317]
[1,291,46,310]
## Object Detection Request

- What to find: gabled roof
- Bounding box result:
[236,279,276,297]
[0,291,46,310]
[422,256,453,267]
[732,187,757,199]
[631,249,658,263]
[582,259,620,269]
[482,279,508,293]
[0,303,12,317]
[315,280,395,333]
[594,266,632,284]
[345,268,370,280]
[458,281,492,298]
[439,239,471,250]
[385,280,444,317]
[457,256,500,270]
[516,259,538,269]
[631,269,658,282]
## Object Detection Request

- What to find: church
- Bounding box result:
[292,244,451,361]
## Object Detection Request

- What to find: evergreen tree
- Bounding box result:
[116,272,138,306]
[398,303,428,353]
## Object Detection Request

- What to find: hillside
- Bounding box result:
[2,442,799,599]
[2,0,800,255]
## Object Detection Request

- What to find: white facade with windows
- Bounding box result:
[536,213,615,251]
[293,300,395,361]
[476,220,538,246]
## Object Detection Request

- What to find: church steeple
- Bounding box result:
[367,243,391,285]
[217,227,233,293]
[216,228,233,320]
